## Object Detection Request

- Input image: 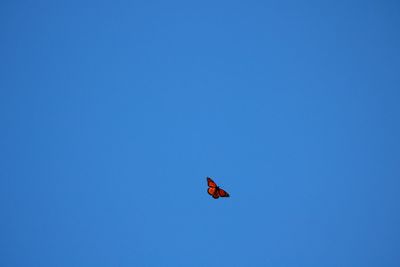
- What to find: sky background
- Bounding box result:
[1,0,400,266]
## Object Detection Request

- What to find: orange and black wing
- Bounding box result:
[207,187,217,197]
[208,187,220,199]
[218,188,230,198]
[207,177,217,188]
[207,177,220,199]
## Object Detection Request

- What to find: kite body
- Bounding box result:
[207,177,230,199]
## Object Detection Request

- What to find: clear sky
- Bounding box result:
[1,0,400,266]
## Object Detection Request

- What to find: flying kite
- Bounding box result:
[207,177,230,199]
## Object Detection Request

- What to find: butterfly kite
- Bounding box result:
[207,177,230,199]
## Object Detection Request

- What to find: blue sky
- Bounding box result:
[1,0,400,266]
